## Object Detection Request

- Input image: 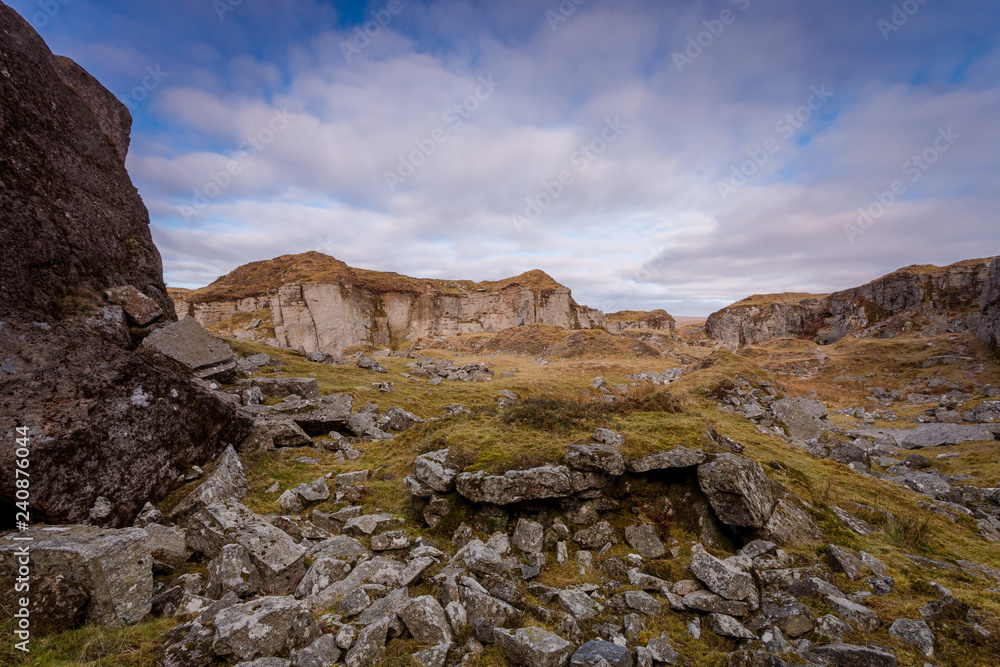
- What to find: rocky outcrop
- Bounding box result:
[175,252,608,354]
[0,4,172,318]
[706,258,994,348]
[979,257,1000,359]
[605,309,676,334]
[0,6,252,527]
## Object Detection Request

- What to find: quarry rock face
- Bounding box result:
[979,257,1000,359]
[173,252,611,354]
[605,309,676,334]
[0,4,172,318]
[0,5,252,527]
[706,258,994,347]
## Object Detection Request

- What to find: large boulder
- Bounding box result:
[455,465,604,505]
[0,314,253,527]
[697,454,776,528]
[0,525,152,628]
[979,257,1000,360]
[212,596,321,662]
[0,4,172,318]
[495,626,575,667]
[139,317,238,381]
[185,500,307,591]
[770,397,828,440]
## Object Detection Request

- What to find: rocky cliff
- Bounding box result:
[605,309,676,334]
[0,3,250,527]
[174,252,609,354]
[979,257,1000,359]
[706,258,994,348]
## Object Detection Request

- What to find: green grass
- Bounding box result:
[0,617,176,666]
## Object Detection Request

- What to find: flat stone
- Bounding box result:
[558,588,601,620]
[888,618,934,658]
[624,524,667,560]
[826,545,864,581]
[707,613,757,640]
[371,529,411,551]
[566,443,626,475]
[570,640,632,667]
[824,595,881,632]
[626,446,705,473]
[456,465,605,505]
[689,544,754,601]
[624,590,662,616]
[212,596,321,662]
[140,317,236,381]
[809,643,897,667]
[682,590,749,616]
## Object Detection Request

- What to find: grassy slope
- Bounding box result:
[6,329,1000,665]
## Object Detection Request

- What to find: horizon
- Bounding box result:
[11,0,1000,317]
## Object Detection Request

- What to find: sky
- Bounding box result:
[11,0,1000,316]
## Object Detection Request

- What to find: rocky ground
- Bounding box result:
[4,321,1000,667]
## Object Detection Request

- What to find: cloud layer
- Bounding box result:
[15,0,1000,315]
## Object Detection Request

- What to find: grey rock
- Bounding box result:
[290,634,341,667]
[697,454,776,528]
[626,446,705,473]
[464,541,504,575]
[335,587,371,617]
[293,477,330,506]
[690,544,754,601]
[236,659,291,667]
[592,428,624,447]
[279,490,304,513]
[624,590,662,615]
[707,613,757,639]
[264,420,313,448]
[357,356,388,373]
[414,449,459,492]
[888,618,934,658]
[747,592,815,637]
[558,588,601,620]
[355,587,411,631]
[646,635,680,664]
[809,643,897,667]
[140,317,237,381]
[295,556,352,599]
[212,596,321,662]
[185,501,307,591]
[826,545,864,581]
[870,423,994,449]
[495,626,575,667]
[250,377,320,400]
[205,543,262,599]
[681,590,749,616]
[384,406,424,431]
[306,556,404,612]
[371,529,411,551]
[413,643,451,667]
[574,521,617,549]
[0,525,151,628]
[398,556,436,587]
[513,518,545,554]
[169,446,250,521]
[456,465,604,505]
[770,397,828,440]
[344,617,390,667]
[566,443,626,475]
[145,523,191,567]
[624,524,667,560]
[400,595,452,645]
[824,595,880,632]
[460,587,522,628]
[570,640,632,667]
[815,614,853,642]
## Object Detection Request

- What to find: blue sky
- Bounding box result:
[11,0,1000,315]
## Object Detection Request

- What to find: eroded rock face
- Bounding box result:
[979,257,1000,359]
[706,258,993,348]
[177,252,609,354]
[0,4,172,318]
